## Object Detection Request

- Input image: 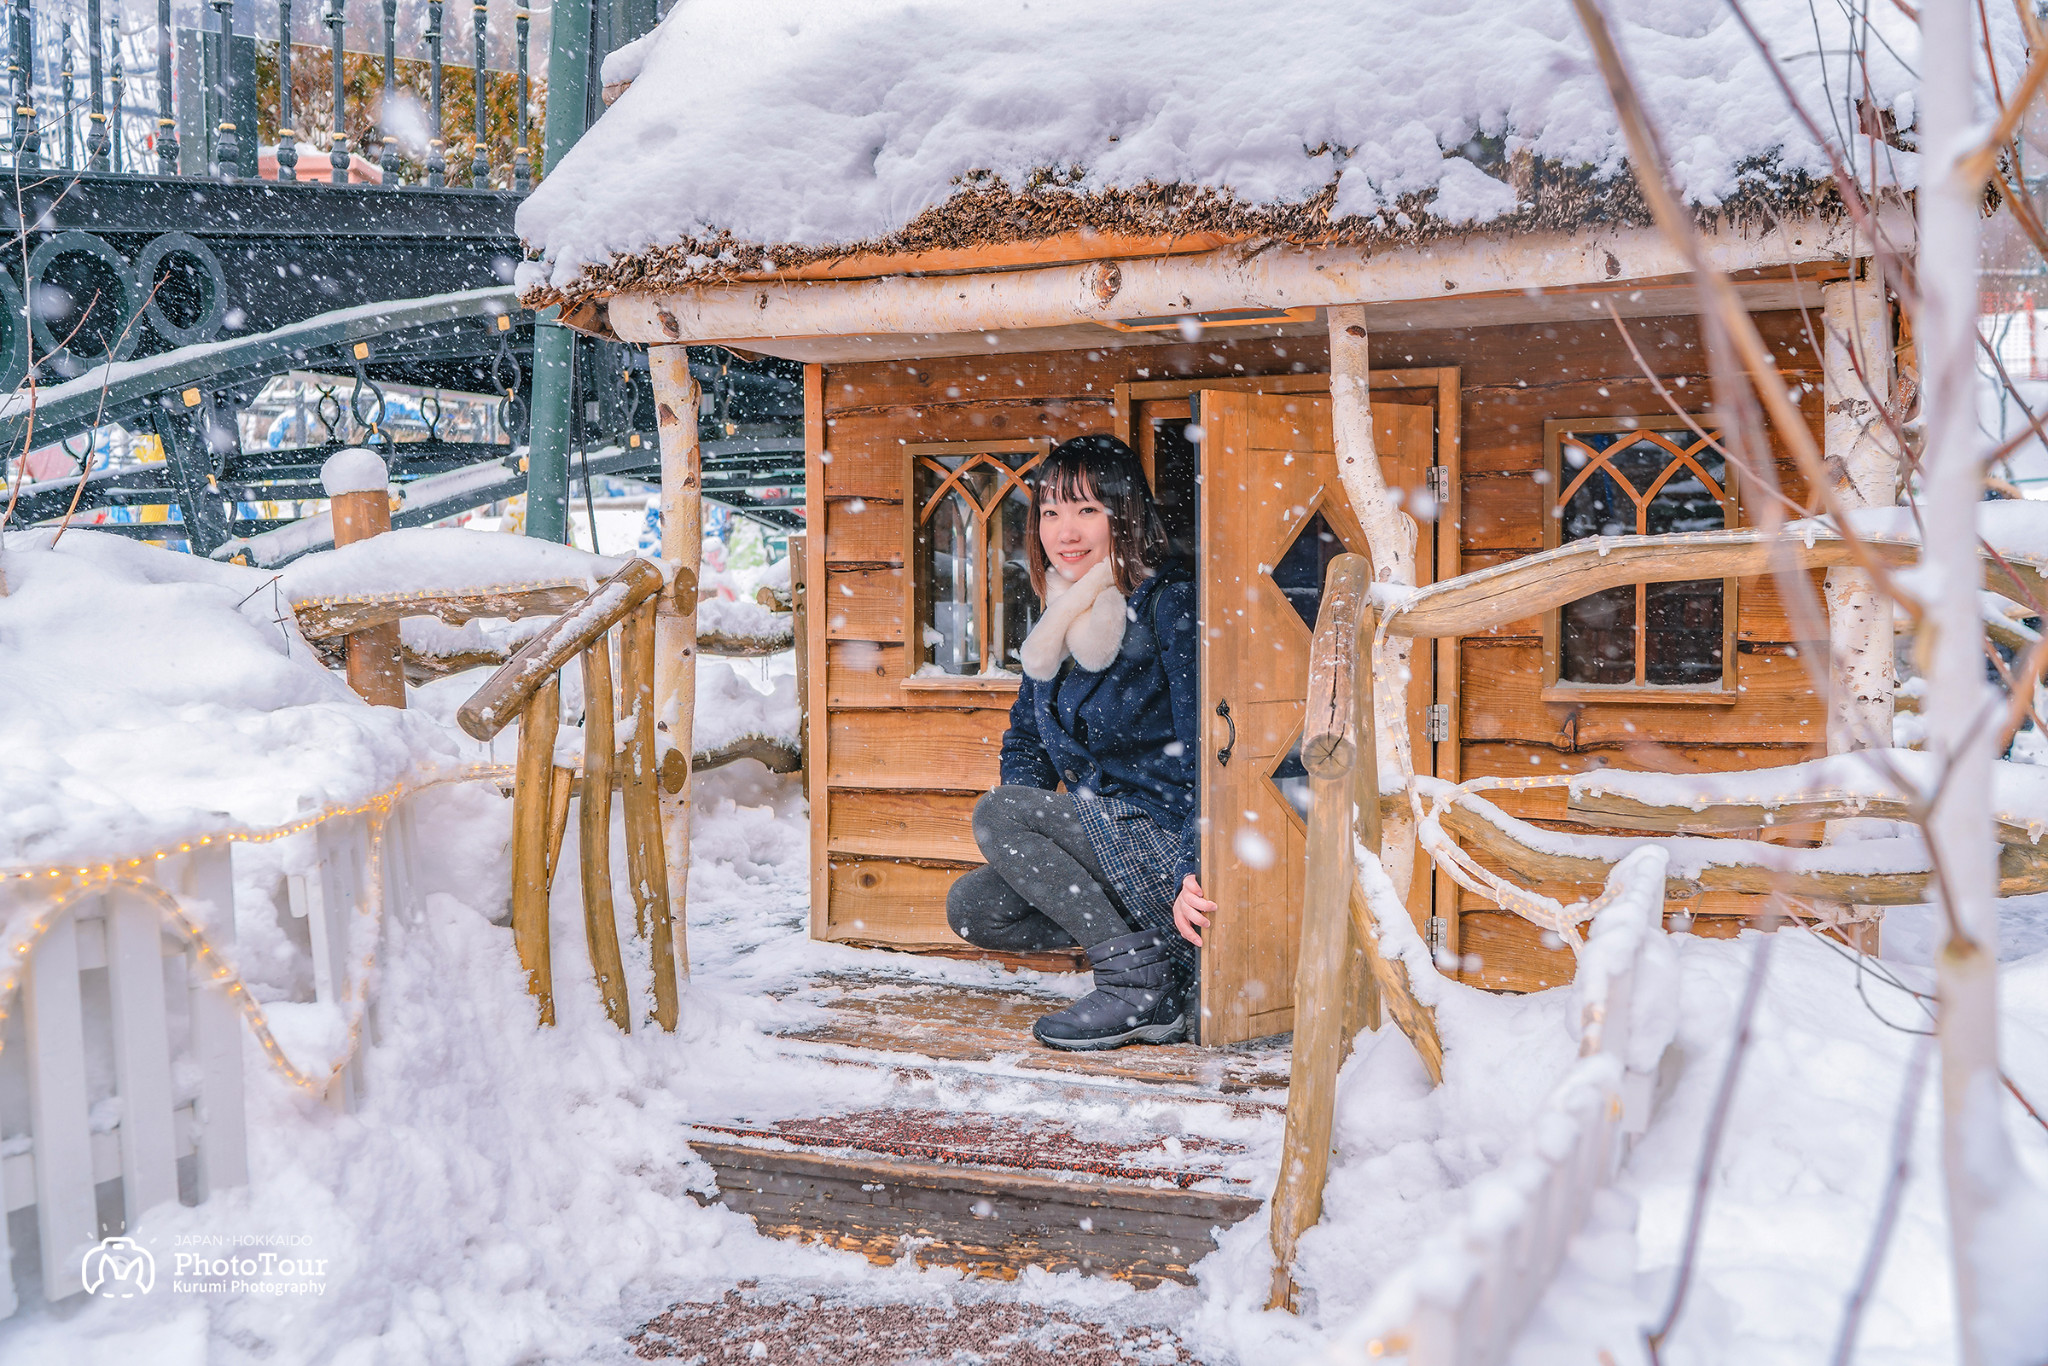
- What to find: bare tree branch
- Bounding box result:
[1830,1034,1935,1366]
[1646,926,1777,1362]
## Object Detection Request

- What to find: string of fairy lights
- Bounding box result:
[0,764,513,1094]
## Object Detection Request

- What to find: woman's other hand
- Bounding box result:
[1172,875,1214,946]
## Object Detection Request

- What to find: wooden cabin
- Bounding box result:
[519,5,1903,1046]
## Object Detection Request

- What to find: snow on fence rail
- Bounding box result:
[0,774,458,1313]
[1325,846,1679,1366]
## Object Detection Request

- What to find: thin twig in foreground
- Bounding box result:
[1829,1033,1934,1366]
[1646,928,1776,1362]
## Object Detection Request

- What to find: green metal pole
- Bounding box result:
[522,0,595,544]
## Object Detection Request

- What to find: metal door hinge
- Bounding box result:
[1425,914,1447,953]
[1425,465,1451,504]
[1425,703,1451,743]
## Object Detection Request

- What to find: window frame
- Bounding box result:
[1539,416,1741,705]
[901,437,1052,693]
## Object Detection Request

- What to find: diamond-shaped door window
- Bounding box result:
[1270,508,1350,628]
[1270,734,1313,822]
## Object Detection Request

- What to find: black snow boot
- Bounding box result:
[1032,928,1188,1051]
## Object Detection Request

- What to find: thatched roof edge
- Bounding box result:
[520,156,1848,312]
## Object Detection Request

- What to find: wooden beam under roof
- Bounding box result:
[596,212,1889,358]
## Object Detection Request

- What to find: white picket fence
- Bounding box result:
[0,794,421,1313]
[1331,846,1679,1366]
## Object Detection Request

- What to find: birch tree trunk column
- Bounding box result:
[1819,276,1901,951]
[1919,5,2019,1359]
[1328,306,1420,901]
[649,344,701,979]
[1821,275,1901,757]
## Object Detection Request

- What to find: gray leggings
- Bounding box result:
[946,786,1136,953]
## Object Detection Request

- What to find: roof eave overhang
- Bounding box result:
[587,209,1896,350]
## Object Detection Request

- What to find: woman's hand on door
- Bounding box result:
[1172,875,1215,947]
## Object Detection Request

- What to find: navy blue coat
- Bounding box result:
[999,571,1202,887]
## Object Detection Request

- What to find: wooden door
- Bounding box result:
[1196,390,1436,1045]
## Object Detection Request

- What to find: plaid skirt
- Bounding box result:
[1072,794,1198,976]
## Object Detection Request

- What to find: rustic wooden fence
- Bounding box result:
[457,557,680,1030]
[1332,845,1677,1364]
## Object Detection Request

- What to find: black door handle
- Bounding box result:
[1216,699,1235,766]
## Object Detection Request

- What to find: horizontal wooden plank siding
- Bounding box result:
[1460,907,1745,993]
[821,566,908,641]
[823,498,904,563]
[826,641,908,707]
[825,709,1008,790]
[1460,640,1824,746]
[829,790,984,863]
[824,856,973,946]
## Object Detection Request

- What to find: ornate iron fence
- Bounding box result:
[5,0,542,189]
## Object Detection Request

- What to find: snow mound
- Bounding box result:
[697,594,792,645]
[0,531,459,868]
[694,661,800,753]
[518,0,2007,291]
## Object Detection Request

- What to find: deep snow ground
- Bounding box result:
[1,531,2044,1363]
[6,747,2041,1365]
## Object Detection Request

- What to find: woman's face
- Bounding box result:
[1039,481,1113,584]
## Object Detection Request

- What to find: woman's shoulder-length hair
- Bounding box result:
[1025,434,1168,598]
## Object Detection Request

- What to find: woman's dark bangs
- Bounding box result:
[1037,446,1131,506]
[1044,458,1094,505]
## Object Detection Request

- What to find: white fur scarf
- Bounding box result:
[1019,559,1135,681]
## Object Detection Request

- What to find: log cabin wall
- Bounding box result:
[1423,308,1828,992]
[803,310,1828,991]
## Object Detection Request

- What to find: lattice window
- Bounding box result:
[1542,419,1738,697]
[910,440,1048,677]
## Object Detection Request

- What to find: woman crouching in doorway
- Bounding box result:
[945,434,1214,1051]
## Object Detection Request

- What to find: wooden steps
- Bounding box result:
[772,969,1293,1094]
[696,1114,1253,1286]
[692,965,1288,1284]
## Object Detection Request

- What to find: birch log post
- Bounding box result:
[1328,307,1419,901]
[579,636,631,1032]
[649,344,701,978]
[1268,750,1356,1313]
[545,764,574,886]
[620,597,679,1030]
[511,677,560,1025]
[1268,555,1376,1313]
[1819,276,1901,952]
[321,449,406,708]
[1919,5,2015,1358]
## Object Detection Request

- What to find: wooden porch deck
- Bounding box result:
[689,964,1290,1286]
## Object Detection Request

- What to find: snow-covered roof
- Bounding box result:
[517,0,2000,307]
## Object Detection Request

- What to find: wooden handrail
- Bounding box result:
[1270,555,1442,1312]
[1429,781,2048,904]
[1302,553,1372,778]
[1568,788,2041,848]
[293,583,596,641]
[457,559,669,741]
[1377,526,2048,640]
